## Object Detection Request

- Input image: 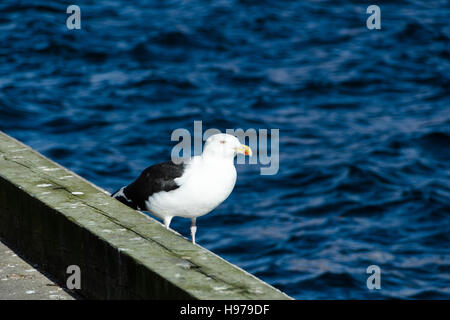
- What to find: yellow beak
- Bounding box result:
[236,144,252,156]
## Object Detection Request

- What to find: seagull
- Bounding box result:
[111,133,252,244]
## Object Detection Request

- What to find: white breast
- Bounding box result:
[145,156,237,219]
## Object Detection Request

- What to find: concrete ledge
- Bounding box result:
[0,131,291,300]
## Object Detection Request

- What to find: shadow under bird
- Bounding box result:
[111,133,252,244]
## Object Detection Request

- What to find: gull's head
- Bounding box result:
[202,133,252,160]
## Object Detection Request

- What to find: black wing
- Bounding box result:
[112,161,185,210]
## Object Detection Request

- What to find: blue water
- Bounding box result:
[1,0,449,299]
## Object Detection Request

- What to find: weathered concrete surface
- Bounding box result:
[0,131,292,300]
[0,238,77,300]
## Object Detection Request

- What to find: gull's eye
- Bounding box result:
[220,140,226,144]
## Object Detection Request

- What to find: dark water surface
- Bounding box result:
[1,0,449,299]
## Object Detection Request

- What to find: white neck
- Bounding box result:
[201,150,235,164]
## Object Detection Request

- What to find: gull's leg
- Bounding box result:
[164,216,173,229]
[190,218,197,244]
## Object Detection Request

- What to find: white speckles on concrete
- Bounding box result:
[213,286,229,291]
[39,166,61,172]
[0,239,76,300]
[43,168,61,172]
[58,175,73,180]
[213,286,230,292]
[250,287,264,294]
[176,261,192,270]
[68,202,85,209]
